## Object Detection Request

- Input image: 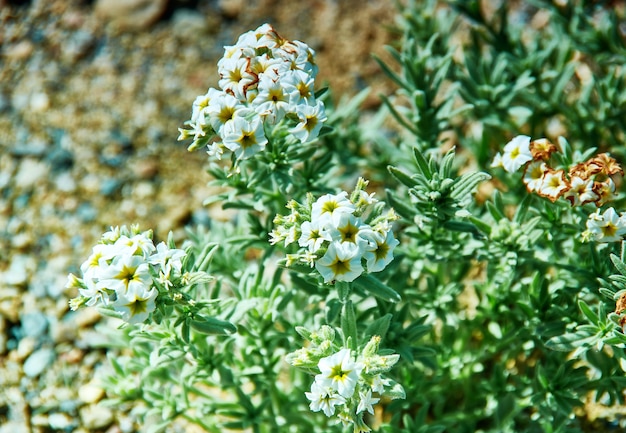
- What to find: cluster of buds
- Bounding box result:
[270,178,399,283]
[286,326,404,433]
[67,226,187,324]
[178,23,326,161]
[582,207,626,243]
[492,135,623,206]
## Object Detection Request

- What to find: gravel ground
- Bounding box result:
[0,1,395,431]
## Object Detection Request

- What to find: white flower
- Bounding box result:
[522,160,548,193]
[80,243,116,277]
[311,192,355,225]
[218,57,257,101]
[356,388,380,415]
[290,101,327,143]
[206,91,244,134]
[315,348,364,398]
[370,375,389,394]
[362,230,399,273]
[253,75,291,123]
[97,254,152,296]
[501,135,532,173]
[114,233,156,259]
[563,176,598,206]
[490,152,503,169]
[305,381,346,417]
[299,220,332,252]
[538,169,569,202]
[222,115,268,159]
[112,284,157,324]
[331,213,370,251]
[586,208,626,243]
[283,69,316,105]
[315,241,364,283]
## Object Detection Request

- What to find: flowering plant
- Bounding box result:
[66,2,626,432]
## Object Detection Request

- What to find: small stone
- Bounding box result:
[15,336,37,361]
[21,312,48,339]
[95,0,169,30]
[3,254,36,286]
[79,404,114,430]
[47,147,74,172]
[30,92,50,112]
[4,40,34,61]
[14,158,48,189]
[23,347,56,378]
[0,421,29,433]
[50,320,77,343]
[31,414,49,427]
[0,287,21,322]
[218,0,243,18]
[54,172,77,192]
[100,178,122,197]
[75,308,101,328]
[78,382,105,404]
[132,158,159,179]
[48,412,74,430]
[11,232,33,250]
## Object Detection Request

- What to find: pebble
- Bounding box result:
[48,412,75,430]
[4,40,34,61]
[47,146,75,172]
[100,178,122,197]
[55,171,77,192]
[15,337,38,361]
[94,0,169,30]
[79,404,114,430]
[23,347,56,377]
[0,287,21,322]
[3,254,36,287]
[21,311,49,339]
[218,0,243,19]
[14,158,49,189]
[78,381,105,404]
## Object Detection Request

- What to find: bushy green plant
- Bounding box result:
[67,4,626,432]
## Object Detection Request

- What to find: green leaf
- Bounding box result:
[341,300,357,350]
[386,190,416,220]
[611,253,626,276]
[354,273,401,303]
[190,317,237,335]
[412,146,432,178]
[364,314,392,341]
[450,171,491,201]
[578,300,599,326]
[388,165,417,188]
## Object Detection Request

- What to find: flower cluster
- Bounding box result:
[178,23,327,161]
[67,225,186,324]
[582,207,626,243]
[270,178,399,283]
[492,135,623,206]
[286,326,404,432]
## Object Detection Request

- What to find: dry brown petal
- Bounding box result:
[530,138,557,160]
[591,153,624,176]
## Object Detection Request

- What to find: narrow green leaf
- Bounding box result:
[388,165,417,188]
[412,146,432,178]
[354,273,401,303]
[386,190,416,220]
[364,314,392,341]
[341,300,357,351]
[578,300,599,326]
[190,317,237,335]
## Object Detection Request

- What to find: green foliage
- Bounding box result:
[84,3,626,433]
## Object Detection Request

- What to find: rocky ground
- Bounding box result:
[0,0,396,431]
